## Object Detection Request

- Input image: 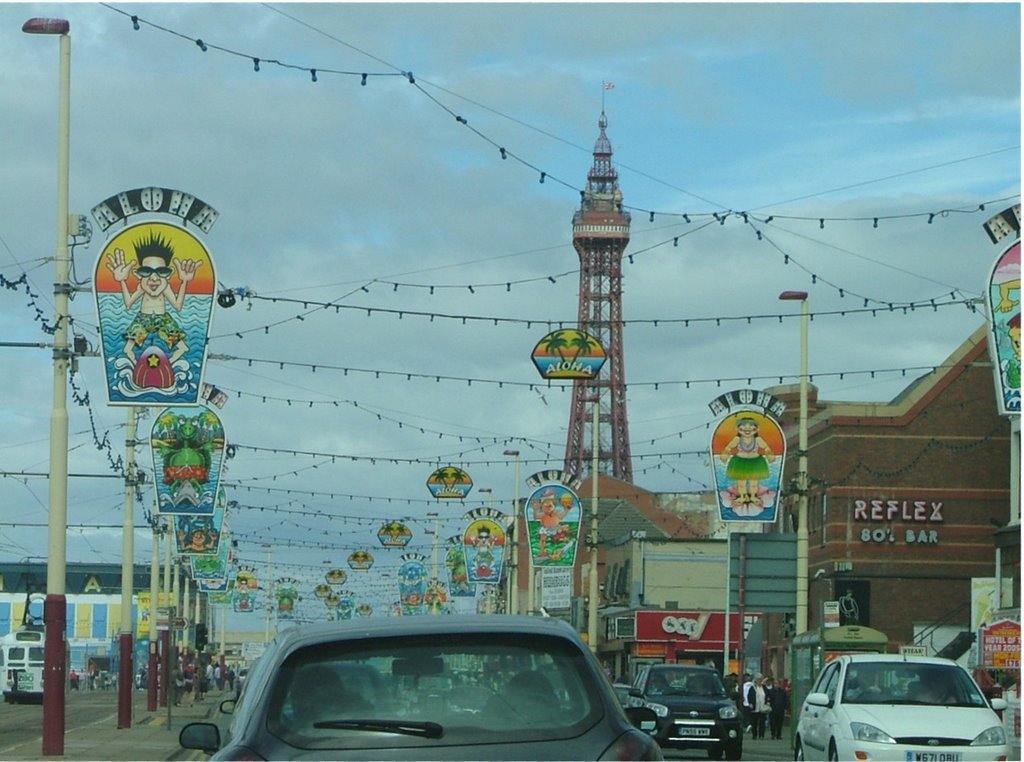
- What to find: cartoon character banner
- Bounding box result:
[444,534,475,597]
[336,593,356,620]
[525,483,582,567]
[426,466,474,499]
[424,579,449,615]
[174,488,227,556]
[151,406,226,514]
[191,527,232,586]
[275,578,299,620]
[710,405,787,522]
[398,553,429,616]
[462,507,510,584]
[92,211,217,406]
[232,566,259,612]
[986,239,1020,415]
[209,580,234,607]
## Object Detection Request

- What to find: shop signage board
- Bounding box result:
[981,619,1021,669]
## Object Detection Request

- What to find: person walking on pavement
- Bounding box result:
[746,673,769,739]
[739,672,754,733]
[765,676,788,740]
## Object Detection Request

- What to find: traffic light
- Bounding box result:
[195,623,208,651]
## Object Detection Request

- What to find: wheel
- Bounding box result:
[827,740,840,762]
[794,738,804,761]
[725,742,742,761]
[707,746,724,760]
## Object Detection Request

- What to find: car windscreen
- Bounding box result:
[647,668,728,698]
[265,631,603,750]
[842,662,989,707]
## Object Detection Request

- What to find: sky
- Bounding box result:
[0,2,1019,632]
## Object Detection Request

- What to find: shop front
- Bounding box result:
[623,610,758,676]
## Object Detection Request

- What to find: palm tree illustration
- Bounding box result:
[539,330,572,361]
[568,331,599,361]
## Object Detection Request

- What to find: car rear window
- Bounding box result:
[842,662,987,707]
[265,631,602,750]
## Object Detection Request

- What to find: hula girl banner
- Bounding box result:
[151,406,226,514]
[708,390,787,522]
[398,553,430,615]
[426,466,474,499]
[524,481,582,567]
[92,190,218,406]
[462,507,509,584]
[985,238,1020,415]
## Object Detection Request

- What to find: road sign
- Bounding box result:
[172,617,189,630]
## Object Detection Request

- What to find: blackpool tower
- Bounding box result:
[564,111,633,482]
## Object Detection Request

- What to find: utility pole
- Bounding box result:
[117,407,138,728]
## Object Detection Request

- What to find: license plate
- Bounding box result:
[676,726,711,736]
[906,752,962,762]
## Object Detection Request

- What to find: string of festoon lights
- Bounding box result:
[101,4,1017,235]
[206,199,1012,342]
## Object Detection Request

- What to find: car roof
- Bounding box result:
[271,614,585,651]
[834,654,961,667]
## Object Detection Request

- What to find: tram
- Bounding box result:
[1,625,45,704]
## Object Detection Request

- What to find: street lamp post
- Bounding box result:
[503,450,521,615]
[779,290,810,634]
[23,16,72,756]
[587,399,600,653]
[118,407,139,728]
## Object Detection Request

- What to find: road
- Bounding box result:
[0,691,124,752]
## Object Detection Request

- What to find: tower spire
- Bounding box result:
[564,112,633,482]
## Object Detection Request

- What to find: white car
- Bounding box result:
[795,653,1009,762]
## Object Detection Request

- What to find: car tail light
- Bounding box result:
[599,730,660,761]
[215,746,265,761]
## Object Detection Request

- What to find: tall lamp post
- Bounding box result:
[587,399,600,653]
[118,407,139,728]
[23,16,71,756]
[503,450,521,615]
[779,290,810,634]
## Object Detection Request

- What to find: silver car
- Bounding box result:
[179,615,661,760]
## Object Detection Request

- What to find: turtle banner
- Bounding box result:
[151,406,226,515]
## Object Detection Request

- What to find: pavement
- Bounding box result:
[0,690,225,762]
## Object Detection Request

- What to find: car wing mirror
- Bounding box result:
[625,705,658,734]
[805,691,831,707]
[179,722,221,755]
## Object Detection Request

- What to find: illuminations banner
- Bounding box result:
[985,237,1021,415]
[444,534,475,597]
[91,187,219,406]
[524,472,583,568]
[426,465,474,499]
[151,406,226,515]
[398,553,429,616]
[174,487,228,556]
[232,566,258,612]
[462,507,509,584]
[708,389,787,522]
[275,578,299,620]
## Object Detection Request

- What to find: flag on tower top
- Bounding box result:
[603,81,615,90]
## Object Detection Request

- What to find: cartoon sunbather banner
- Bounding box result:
[462,507,509,584]
[709,403,787,523]
[93,210,217,406]
[986,239,1021,415]
[445,534,476,597]
[150,406,226,515]
[524,482,582,567]
[399,553,430,616]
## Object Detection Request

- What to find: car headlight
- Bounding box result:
[718,704,739,720]
[970,725,1007,746]
[850,722,895,744]
[645,702,669,718]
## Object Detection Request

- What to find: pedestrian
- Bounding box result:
[215,663,224,691]
[173,663,185,707]
[739,672,754,733]
[746,673,769,739]
[70,668,79,690]
[765,676,788,740]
